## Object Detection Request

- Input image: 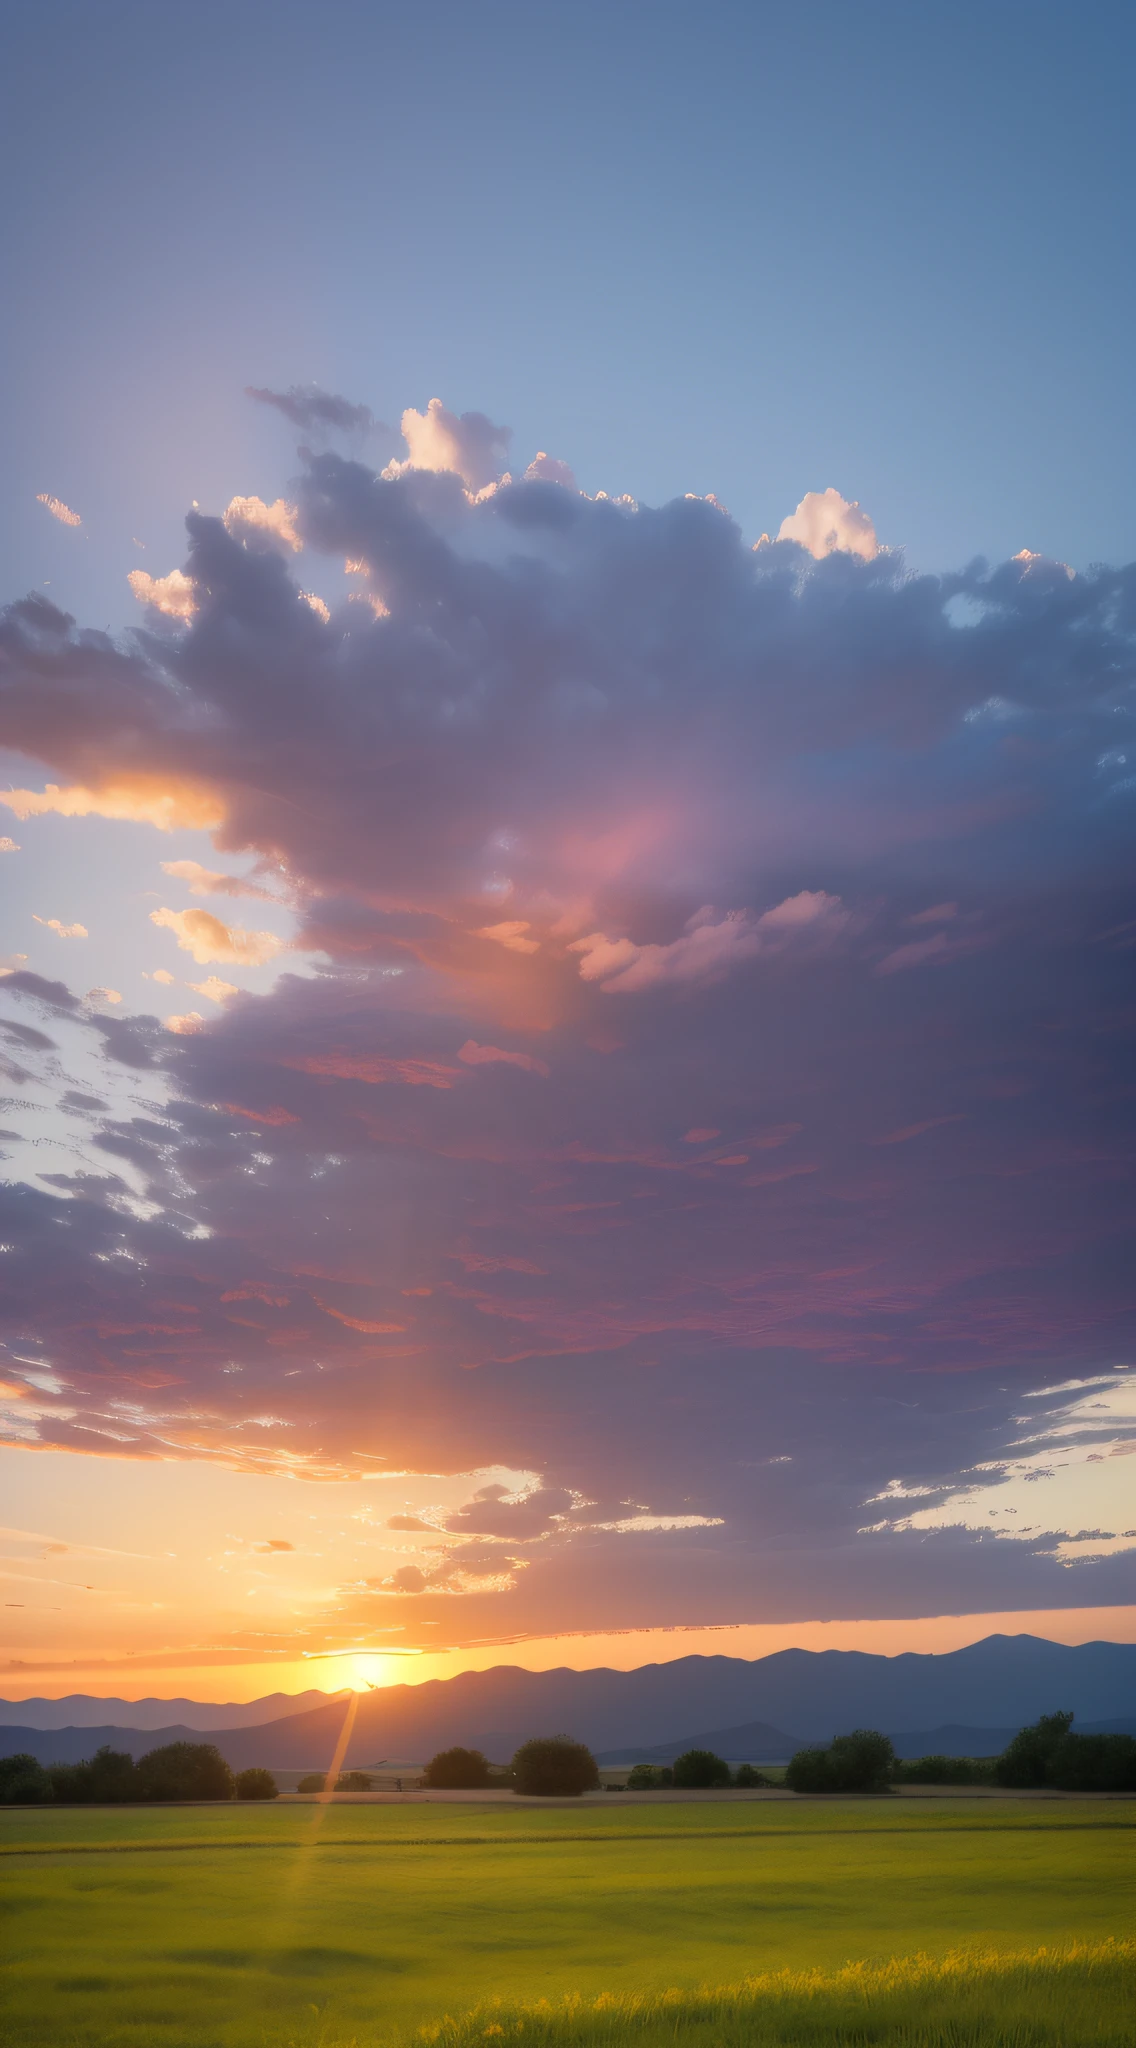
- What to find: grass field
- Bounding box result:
[1,1800,1131,2048]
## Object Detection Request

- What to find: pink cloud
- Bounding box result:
[458,1040,549,1076]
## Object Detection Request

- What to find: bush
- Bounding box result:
[895,1754,994,1785]
[672,1748,731,1788]
[134,1741,236,1802]
[626,1763,663,1789]
[1046,1732,1136,1792]
[47,1746,138,1804]
[787,1728,895,1793]
[0,1752,52,1803]
[511,1735,599,1797]
[297,1772,326,1793]
[335,1769,373,1791]
[995,1712,1074,1788]
[235,1767,278,1800]
[423,1746,494,1789]
[785,1744,836,1792]
[733,1763,771,1787]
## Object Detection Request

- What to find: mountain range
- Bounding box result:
[0,1690,341,1731]
[3,1635,1132,1770]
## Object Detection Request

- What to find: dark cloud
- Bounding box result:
[0,424,1134,1635]
[245,383,382,437]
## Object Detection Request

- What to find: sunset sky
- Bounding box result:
[2,0,1134,1703]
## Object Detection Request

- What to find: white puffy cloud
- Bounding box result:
[777,487,879,561]
[523,451,576,490]
[32,915,88,939]
[0,838,19,852]
[387,397,511,492]
[223,496,301,553]
[150,907,283,967]
[165,1011,205,1035]
[127,568,196,620]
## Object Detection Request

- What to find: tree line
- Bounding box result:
[0,1741,277,1805]
[3,1710,1132,1805]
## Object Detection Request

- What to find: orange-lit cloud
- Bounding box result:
[127,567,196,619]
[150,907,283,966]
[2,782,224,831]
[223,495,301,552]
[36,493,80,526]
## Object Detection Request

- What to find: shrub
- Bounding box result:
[672,1748,731,1788]
[733,1762,771,1787]
[335,1769,373,1791]
[787,1728,895,1793]
[134,1741,236,1802]
[297,1772,326,1792]
[626,1763,663,1789]
[1046,1731,1136,1792]
[785,1744,836,1792]
[511,1735,599,1797]
[236,1767,278,1800]
[995,1712,1074,1788]
[47,1746,138,1804]
[0,1752,52,1803]
[423,1746,494,1789]
[895,1753,995,1785]
[896,1753,994,1785]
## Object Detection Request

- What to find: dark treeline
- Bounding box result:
[0,1741,277,1804]
[785,1713,1136,1794]
[4,1711,1133,1806]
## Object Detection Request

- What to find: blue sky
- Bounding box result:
[1,1,1134,1699]
[4,0,1135,638]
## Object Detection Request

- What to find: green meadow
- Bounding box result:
[1,1800,1131,2048]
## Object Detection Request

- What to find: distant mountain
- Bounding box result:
[0,1690,342,1731]
[3,1634,1131,1772]
[596,1720,801,1764]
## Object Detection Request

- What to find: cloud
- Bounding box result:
[1,783,224,831]
[84,988,122,1007]
[0,402,1134,1641]
[387,396,511,492]
[222,496,301,553]
[246,384,379,435]
[147,968,175,985]
[524,452,576,490]
[32,916,87,939]
[160,860,275,901]
[571,893,850,993]
[0,839,19,853]
[149,907,284,966]
[777,487,879,560]
[127,568,196,620]
[458,1040,550,1076]
[165,1010,205,1034]
[36,494,80,527]
[475,921,540,954]
[188,976,239,1004]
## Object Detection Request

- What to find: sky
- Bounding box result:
[1,0,1135,1702]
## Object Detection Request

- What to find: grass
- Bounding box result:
[0,1799,1131,2048]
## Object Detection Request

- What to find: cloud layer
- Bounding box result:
[1,397,1134,1645]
